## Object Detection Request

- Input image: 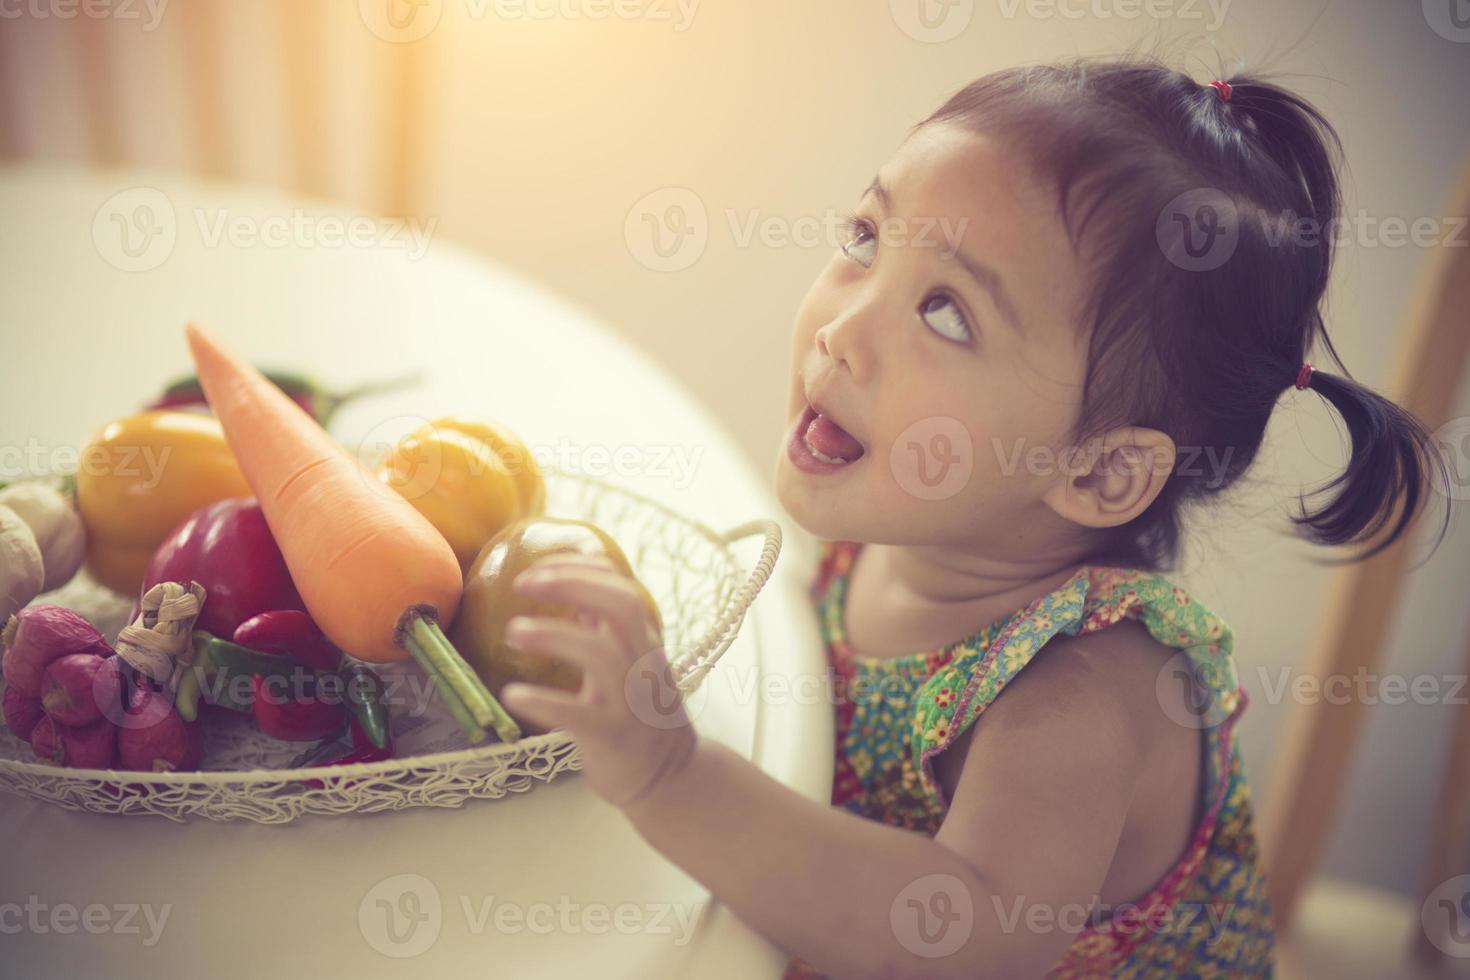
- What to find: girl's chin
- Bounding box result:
[774,462,866,540]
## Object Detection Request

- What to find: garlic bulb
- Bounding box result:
[0,504,44,621]
[0,482,86,592]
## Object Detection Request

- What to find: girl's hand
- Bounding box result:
[498,554,697,809]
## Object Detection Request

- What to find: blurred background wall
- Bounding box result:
[2,0,1468,920]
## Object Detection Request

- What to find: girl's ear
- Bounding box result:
[1042,427,1176,529]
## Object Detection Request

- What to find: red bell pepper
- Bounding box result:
[233,610,342,672]
[142,499,305,639]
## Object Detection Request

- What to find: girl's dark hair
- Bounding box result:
[918,57,1449,569]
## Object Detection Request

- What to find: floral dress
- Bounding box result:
[783,541,1274,979]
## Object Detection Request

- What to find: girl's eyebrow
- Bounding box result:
[861,174,893,211]
[953,250,1024,333]
[862,173,1026,334]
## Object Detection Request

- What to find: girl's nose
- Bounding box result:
[814,304,878,383]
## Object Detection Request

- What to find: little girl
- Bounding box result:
[497,57,1446,978]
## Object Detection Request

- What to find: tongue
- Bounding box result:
[805,413,865,461]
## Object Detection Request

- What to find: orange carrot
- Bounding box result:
[183,323,519,744]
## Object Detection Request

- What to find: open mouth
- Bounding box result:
[788,403,865,473]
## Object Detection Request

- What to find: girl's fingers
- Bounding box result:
[514,566,661,659]
[504,617,623,692]
[499,682,593,733]
[523,553,618,574]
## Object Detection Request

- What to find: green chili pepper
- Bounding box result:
[190,630,314,712]
[175,663,204,722]
[340,663,390,750]
[193,630,301,677]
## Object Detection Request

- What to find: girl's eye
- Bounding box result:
[840,217,876,267]
[920,293,972,342]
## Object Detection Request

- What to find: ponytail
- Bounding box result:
[1293,369,1450,560]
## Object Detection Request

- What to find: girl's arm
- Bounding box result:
[500,558,1148,980]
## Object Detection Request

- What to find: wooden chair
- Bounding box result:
[1260,158,1470,949]
[1413,623,1470,962]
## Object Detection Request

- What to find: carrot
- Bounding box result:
[183,323,520,744]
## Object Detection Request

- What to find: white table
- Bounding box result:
[0,165,833,979]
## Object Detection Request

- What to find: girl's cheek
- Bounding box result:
[868,409,978,514]
[880,385,1064,507]
[793,261,843,326]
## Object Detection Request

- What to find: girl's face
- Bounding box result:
[775,122,1097,554]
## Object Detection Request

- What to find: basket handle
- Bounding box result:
[674,519,783,690]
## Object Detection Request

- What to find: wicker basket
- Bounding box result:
[0,472,781,823]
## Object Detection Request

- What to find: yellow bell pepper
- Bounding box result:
[76,411,251,595]
[426,416,545,518]
[376,418,545,574]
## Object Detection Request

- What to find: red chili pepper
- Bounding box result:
[143,499,305,639]
[323,740,395,768]
[299,725,396,790]
[249,675,344,741]
[233,610,342,672]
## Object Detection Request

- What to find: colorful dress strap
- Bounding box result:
[910,565,1242,810]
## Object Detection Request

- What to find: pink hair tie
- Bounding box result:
[1294,362,1315,390]
[1208,79,1233,103]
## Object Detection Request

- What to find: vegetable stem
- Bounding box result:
[318,372,422,424]
[402,636,486,745]
[404,615,521,743]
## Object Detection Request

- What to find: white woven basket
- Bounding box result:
[0,472,782,823]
